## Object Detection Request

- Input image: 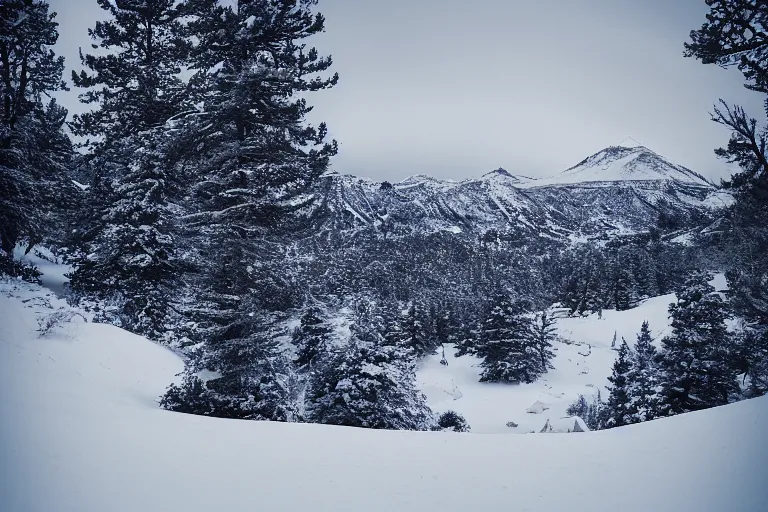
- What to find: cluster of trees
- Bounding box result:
[163,298,460,431]
[592,271,766,430]
[454,297,557,384]
[1,0,76,273]
[554,235,702,315]
[684,0,768,399]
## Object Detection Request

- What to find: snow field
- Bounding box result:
[1,274,766,511]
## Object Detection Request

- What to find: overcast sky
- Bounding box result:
[49,0,765,182]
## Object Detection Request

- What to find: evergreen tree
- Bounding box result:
[684,1,768,400]
[172,0,339,353]
[476,297,544,384]
[400,301,434,358]
[293,306,332,369]
[633,250,659,299]
[685,1,768,113]
[0,0,72,256]
[736,327,768,398]
[603,339,633,428]
[70,0,190,144]
[612,247,638,311]
[532,310,556,374]
[67,0,192,337]
[657,272,740,416]
[626,321,659,423]
[454,319,480,357]
[162,308,297,421]
[432,410,470,432]
[67,129,182,339]
[304,319,433,430]
[179,0,338,231]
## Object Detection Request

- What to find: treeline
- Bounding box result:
[575,270,766,432]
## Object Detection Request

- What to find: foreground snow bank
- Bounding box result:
[1,279,766,512]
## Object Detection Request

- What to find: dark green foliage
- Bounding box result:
[454,320,480,357]
[432,410,470,432]
[0,252,41,282]
[68,129,183,339]
[603,339,633,428]
[304,316,433,430]
[626,321,659,423]
[71,0,190,144]
[0,0,73,254]
[179,0,338,236]
[160,374,218,416]
[684,1,768,108]
[684,1,768,400]
[657,272,740,416]
[611,247,639,311]
[400,301,436,358]
[162,311,297,421]
[476,297,547,384]
[737,328,768,398]
[533,311,557,373]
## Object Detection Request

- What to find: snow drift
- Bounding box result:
[1,277,766,512]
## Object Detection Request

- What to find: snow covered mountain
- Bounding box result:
[309,144,727,238]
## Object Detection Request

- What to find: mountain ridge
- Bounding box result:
[311,144,726,239]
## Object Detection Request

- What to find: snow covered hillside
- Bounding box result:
[2,276,766,512]
[309,143,726,238]
[418,291,684,434]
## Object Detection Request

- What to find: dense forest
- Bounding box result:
[1,0,766,432]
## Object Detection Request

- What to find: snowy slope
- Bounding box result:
[521,145,713,188]
[417,276,734,434]
[418,293,677,434]
[2,277,767,512]
[311,144,724,238]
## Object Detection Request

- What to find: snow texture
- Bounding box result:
[1,271,766,511]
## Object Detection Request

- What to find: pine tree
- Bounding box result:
[67,129,182,339]
[173,0,339,359]
[603,339,633,428]
[162,308,297,421]
[657,272,740,416]
[684,1,768,400]
[400,301,434,358]
[454,319,480,357]
[293,306,332,369]
[738,328,768,397]
[626,321,659,423]
[0,0,72,256]
[476,297,544,384]
[684,1,768,113]
[532,311,556,374]
[612,247,638,311]
[70,0,190,144]
[432,410,470,432]
[304,320,433,430]
[633,250,659,299]
[67,0,192,337]
[179,0,338,233]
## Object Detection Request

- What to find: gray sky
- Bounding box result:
[49,0,765,182]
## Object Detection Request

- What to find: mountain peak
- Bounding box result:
[520,144,712,188]
[479,168,534,185]
[617,136,645,149]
